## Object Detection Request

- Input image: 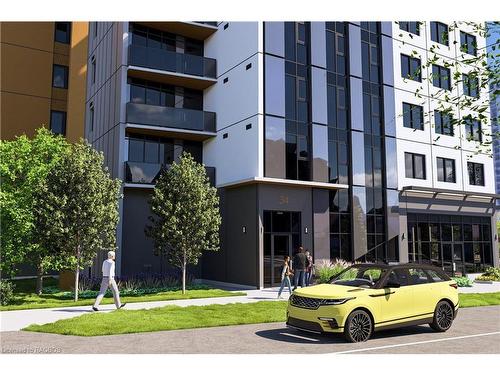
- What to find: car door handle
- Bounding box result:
[369,291,396,297]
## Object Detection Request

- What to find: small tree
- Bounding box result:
[146,153,221,294]
[35,141,121,301]
[0,128,68,294]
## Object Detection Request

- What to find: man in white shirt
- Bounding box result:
[92,251,126,311]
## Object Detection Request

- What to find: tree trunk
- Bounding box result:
[182,262,186,295]
[35,262,44,295]
[74,245,81,302]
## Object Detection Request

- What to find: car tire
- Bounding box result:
[344,309,373,343]
[429,300,454,332]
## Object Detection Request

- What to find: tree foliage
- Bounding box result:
[146,153,221,294]
[0,128,68,293]
[34,141,121,301]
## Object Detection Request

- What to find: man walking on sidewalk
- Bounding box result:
[92,251,126,311]
[292,246,307,291]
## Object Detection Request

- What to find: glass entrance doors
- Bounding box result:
[263,211,301,287]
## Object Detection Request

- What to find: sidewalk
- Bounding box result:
[0,287,288,332]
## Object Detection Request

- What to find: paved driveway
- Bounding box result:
[1,305,499,354]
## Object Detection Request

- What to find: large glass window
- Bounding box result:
[463,73,479,98]
[330,189,351,260]
[399,21,420,35]
[437,157,456,183]
[401,54,421,81]
[460,31,477,56]
[432,64,451,90]
[129,23,203,56]
[55,22,71,44]
[52,64,68,88]
[403,102,424,130]
[50,111,66,135]
[464,116,482,142]
[405,152,426,179]
[435,110,454,136]
[467,162,484,186]
[430,22,449,46]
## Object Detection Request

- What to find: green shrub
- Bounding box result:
[0,280,15,306]
[315,259,352,284]
[452,276,473,287]
[475,267,500,282]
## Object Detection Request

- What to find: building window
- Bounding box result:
[91,56,96,84]
[329,189,351,260]
[468,162,484,186]
[405,152,426,179]
[361,22,381,83]
[50,111,66,135]
[460,31,477,56]
[89,104,94,131]
[432,64,451,90]
[434,110,454,136]
[430,21,448,46]
[464,116,482,142]
[437,157,456,183]
[54,22,71,44]
[463,73,479,98]
[399,21,420,35]
[401,54,421,82]
[52,64,68,89]
[403,102,424,130]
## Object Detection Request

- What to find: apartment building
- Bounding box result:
[0,22,88,141]
[86,21,498,288]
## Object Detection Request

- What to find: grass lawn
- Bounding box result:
[22,292,500,337]
[1,277,245,311]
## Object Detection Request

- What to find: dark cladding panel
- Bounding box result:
[265,116,286,178]
[385,136,398,189]
[351,130,366,186]
[265,55,285,117]
[352,186,368,259]
[313,189,330,263]
[310,22,326,68]
[312,124,329,182]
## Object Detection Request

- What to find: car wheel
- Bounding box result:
[344,309,373,343]
[429,300,454,332]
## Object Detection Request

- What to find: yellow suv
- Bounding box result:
[286,263,459,342]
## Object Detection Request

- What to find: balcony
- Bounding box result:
[128,44,216,90]
[125,161,216,186]
[135,22,218,40]
[126,102,216,136]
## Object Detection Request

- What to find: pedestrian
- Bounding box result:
[305,250,313,286]
[277,255,293,299]
[92,251,126,311]
[292,246,306,290]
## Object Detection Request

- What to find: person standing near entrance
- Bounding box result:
[92,251,126,311]
[305,250,313,286]
[277,255,293,299]
[292,246,306,290]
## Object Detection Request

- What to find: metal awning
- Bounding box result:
[402,186,500,201]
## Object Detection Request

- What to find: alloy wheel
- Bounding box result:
[436,302,453,330]
[348,311,372,342]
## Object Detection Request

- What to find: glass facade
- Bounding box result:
[407,214,493,275]
[329,189,351,260]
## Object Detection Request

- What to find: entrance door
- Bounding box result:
[272,234,292,286]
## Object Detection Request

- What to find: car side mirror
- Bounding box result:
[385,281,401,288]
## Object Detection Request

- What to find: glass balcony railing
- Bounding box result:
[125,161,216,186]
[126,102,216,133]
[128,44,217,79]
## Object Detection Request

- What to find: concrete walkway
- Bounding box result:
[0,287,289,332]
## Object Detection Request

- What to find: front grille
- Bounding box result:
[287,317,323,333]
[290,295,323,310]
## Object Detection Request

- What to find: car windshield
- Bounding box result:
[330,266,386,288]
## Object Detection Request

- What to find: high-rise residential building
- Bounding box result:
[86,21,499,288]
[1,22,88,141]
[488,22,500,196]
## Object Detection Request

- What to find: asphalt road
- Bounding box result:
[1,305,499,354]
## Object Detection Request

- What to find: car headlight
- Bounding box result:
[320,297,356,305]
